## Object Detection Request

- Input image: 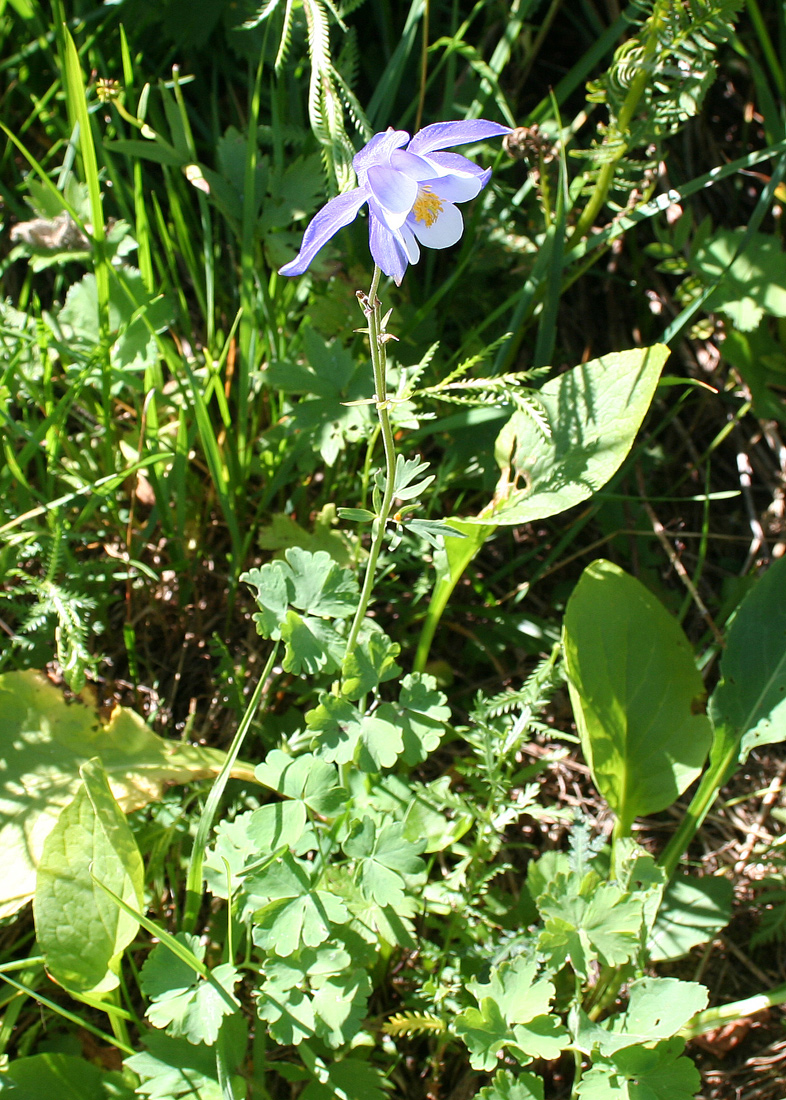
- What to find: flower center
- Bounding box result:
[412,186,444,227]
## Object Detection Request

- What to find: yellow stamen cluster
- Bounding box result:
[412,187,444,227]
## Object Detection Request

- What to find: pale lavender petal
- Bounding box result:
[398,222,420,265]
[278,186,370,276]
[353,129,409,175]
[409,200,463,248]
[426,170,488,203]
[408,119,511,156]
[425,150,490,179]
[389,149,438,181]
[367,165,418,229]
[369,212,409,285]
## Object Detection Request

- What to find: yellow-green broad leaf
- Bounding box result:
[563,560,712,834]
[0,669,255,919]
[477,344,669,525]
[34,758,143,994]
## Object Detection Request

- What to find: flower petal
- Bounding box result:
[389,149,438,181]
[367,165,418,228]
[408,200,464,248]
[425,150,490,179]
[426,169,489,203]
[353,129,409,176]
[369,213,409,285]
[408,119,511,156]
[278,186,370,276]
[398,222,421,265]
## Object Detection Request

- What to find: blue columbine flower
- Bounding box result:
[278,119,511,285]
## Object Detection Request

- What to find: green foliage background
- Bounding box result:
[1,1,786,1098]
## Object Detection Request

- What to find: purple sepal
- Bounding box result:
[368,205,408,285]
[408,119,511,156]
[278,187,369,276]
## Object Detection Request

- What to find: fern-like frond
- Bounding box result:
[472,649,563,724]
[274,0,296,72]
[242,0,286,30]
[321,0,349,32]
[395,342,440,397]
[333,51,372,139]
[578,0,743,212]
[439,332,516,387]
[382,1011,446,1039]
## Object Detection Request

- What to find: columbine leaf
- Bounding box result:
[254,750,348,816]
[256,984,317,1045]
[343,817,426,906]
[284,547,359,617]
[140,934,202,999]
[468,957,551,1024]
[253,893,350,957]
[256,939,371,1045]
[455,998,515,1071]
[307,694,404,769]
[266,330,374,466]
[241,561,291,639]
[376,673,450,765]
[140,935,240,1047]
[476,1070,545,1100]
[249,853,350,956]
[393,454,434,500]
[338,507,376,522]
[576,978,708,1056]
[126,1017,247,1099]
[203,800,308,901]
[406,518,467,550]
[334,866,420,950]
[463,956,569,1064]
[281,609,345,675]
[512,1016,570,1061]
[301,1058,390,1100]
[350,772,473,853]
[577,1037,700,1100]
[312,968,372,1048]
[341,630,402,700]
[537,874,644,979]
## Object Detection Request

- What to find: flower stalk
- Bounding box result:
[344,265,397,660]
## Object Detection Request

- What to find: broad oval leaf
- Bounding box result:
[0,670,251,918]
[648,873,732,962]
[34,758,144,994]
[709,554,786,764]
[563,560,712,832]
[0,1053,134,1099]
[476,345,668,525]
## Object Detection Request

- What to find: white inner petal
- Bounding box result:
[409,199,463,249]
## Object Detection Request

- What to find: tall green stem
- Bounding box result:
[658,736,739,880]
[345,266,398,659]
